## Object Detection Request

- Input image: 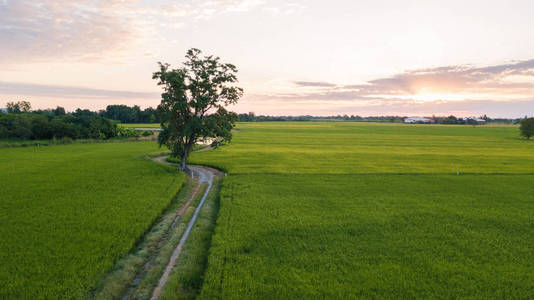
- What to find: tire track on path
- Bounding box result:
[148,157,222,300]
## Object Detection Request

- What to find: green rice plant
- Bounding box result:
[90,176,196,299]
[0,141,185,299]
[184,122,534,299]
[189,122,534,174]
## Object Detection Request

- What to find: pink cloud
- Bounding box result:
[0,0,139,64]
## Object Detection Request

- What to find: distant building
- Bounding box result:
[0,108,7,114]
[461,117,486,123]
[404,117,433,124]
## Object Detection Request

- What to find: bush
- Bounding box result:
[55,137,73,144]
[31,114,54,139]
[0,126,8,139]
[11,126,33,140]
[117,127,139,138]
[50,118,80,139]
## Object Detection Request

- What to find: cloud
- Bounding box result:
[0,0,303,64]
[154,0,302,20]
[0,81,159,99]
[150,0,268,20]
[286,59,534,102]
[240,59,534,117]
[223,0,266,12]
[336,99,534,118]
[294,81,337,88]
[242,93,534,118]
[0,0,139,64]
[361,59,534,95]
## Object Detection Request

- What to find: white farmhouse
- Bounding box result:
[404,117,433,124]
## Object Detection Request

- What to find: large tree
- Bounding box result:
[153,48,242,171]
[520,117,534,139]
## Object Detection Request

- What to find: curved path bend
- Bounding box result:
[149,156,222,300]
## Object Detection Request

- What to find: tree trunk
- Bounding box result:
[179,142,193,172]
[180,151,188,172]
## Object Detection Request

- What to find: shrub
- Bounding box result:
[30,114,54,139]
[50,118,80,139]
[0,126,8,138]
[117,127,140,138]
[11,126,33,140]
[59,137,74,144]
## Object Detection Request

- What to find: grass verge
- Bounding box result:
[0,136,158,148]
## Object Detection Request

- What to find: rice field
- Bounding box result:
[2,122,533,299]
[119,123,161,128]
[0,142,184,299]
[188,122,534,298]
[189,122,534,174]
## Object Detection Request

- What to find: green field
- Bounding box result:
[119,123,161,128]
[188,122,534,298]
[2,122,533,299]
[0,142,184,299]
[190,122,534,174]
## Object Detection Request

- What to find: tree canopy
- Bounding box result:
[153,48,242,171]
[520,117,534,139]
[0,109,118,140]
[100,105,159,123]
[6,101,31,113]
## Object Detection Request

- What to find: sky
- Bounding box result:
[1,0,534,117]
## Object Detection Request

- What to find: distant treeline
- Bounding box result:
[0,109,117,140]
[99,105,160,124]
[0,100,524,141]
[0,101,147,140]
[3,102,160,123]
[238,112,520,124]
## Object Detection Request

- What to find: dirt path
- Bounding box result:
[148,157,222,300]
[120,158,204,300]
